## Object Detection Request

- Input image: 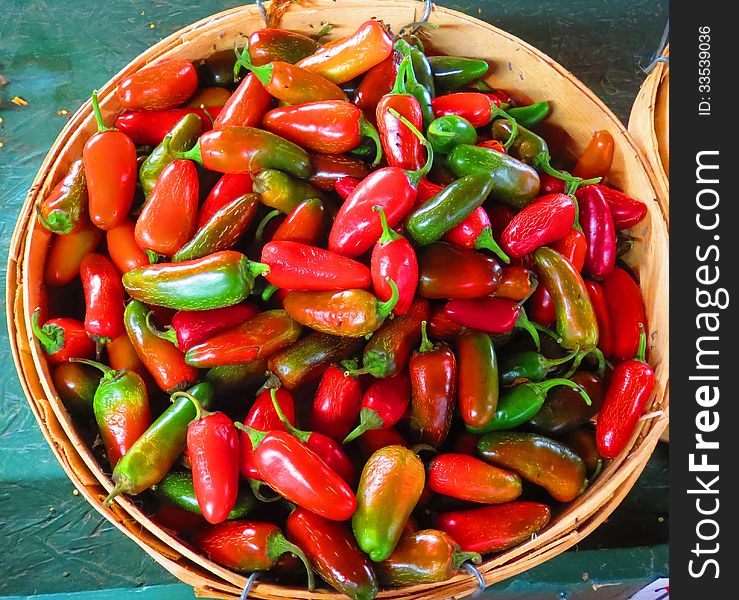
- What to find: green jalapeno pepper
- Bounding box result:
[353,445,425,562]
[123,250,269,310]
[205,359,269,396]
[468,377,591,434]
[478,431,587,502]
[139,113,202,199]
[506,101,550,128]
[456,331,499,430]
[447,144,540,208]
[500,347,579,385]
[36,159,88,234]
[252,169,325,214]
[427,115,477,155]
[428,56,489,93]
[395,39,435,127]
[528,371,605,435]
[105,382,213,503]
[201,48,239,88]
[397,37,435,96]
[406,172,495,247]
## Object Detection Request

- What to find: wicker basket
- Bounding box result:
[6,1,669,598]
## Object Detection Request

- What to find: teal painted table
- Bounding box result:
[0,1,668,598]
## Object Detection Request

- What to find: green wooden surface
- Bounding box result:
[0,0,668,597]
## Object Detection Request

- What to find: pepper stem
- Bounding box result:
[234,422,269,449]
[269,389,309,443]
[102,476,130,507]
[542,346,580,370]
[256,372,282,397]
[69,358,114,376]
[266,531,315,591]
[535,377,592,406]
[376,278,400,320]
[233,44,273,87]
[491,110,519,150]
[31,308,65,356]
[453,549,483,571]
[145,311,179,347]
[254,209,281,243]
[514,308,541,351]
[373,205,401,244]
[390,56,411,96]
[261,284,279,302]
[360,117,383,166]
[169,391,207,420]
[166,136,203,166]
[342,407,383,445]
[386,107,434,185]
[636,323,647,363]
[474,226,510,263]
[418,320,435,353]
[90,91,114,133]
[247,261,270,278]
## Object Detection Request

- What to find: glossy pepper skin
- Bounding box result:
[283,283,398,338]
[576,184,616,278]
[447,144,540,209]
[135,159,199,256]
[343,373,411,444]
[507,101,551,127]
[310,153,369,192]
[431,92,500,128]
[105,333,156,391]
[534,247,598,351]
[213,73,271,130]
[573,130,614,180]
[371,207,418,315]
[428,56,489,93]
[429,454,521,504]
[73,359,151,468]
[116,108,211,147]
[105,383,213,502]
[198,173,253,228]
[83,92,137,231]
[310,364,363,442]
[107,221,149,275]
[297,20,393,84]
[249,28,320,66]
[253,169,324,214]
[409,322,456,447]
[443,298,538,348]
[37,159,87,234]
[434,502,551,554]
[427,115,478,155]
[456,331,499,429]
[478,431,586,502]
[528,371,605,435]
[596,327,655,459]
[377,529,481,586]
[287,508,379,600]
[585,281,614,358]
[268,332,361,390]
[263,101,381,163]
[595,184,648,230]
[551,228,587,273]
[117,59,198,110]
[602,267,647,361]
[418,242,502,299]
[500,348,580,385]
[44,217,103,287]
[160,303,258,352]
[354,50,401,121]
[52,362,98,418]
[352,445,425,562]
[500,194,576,259]
[262,241,371,291]
[123,251,269,311]
[393,39,435,128]
[193,521,314,588]
[272,198,326,246]
[32,309,95,364]
[443,206,509,263]
[185,310,301,368]
[124,300,198,393]
[245,429,357,521]
[80,253,126,345]
[491,266,535,301]
[348,298,429,379]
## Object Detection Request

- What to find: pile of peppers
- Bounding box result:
[33,12,655,599]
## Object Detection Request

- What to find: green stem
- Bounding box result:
[169,391,206,420]
[269,389,310,443]
[69,358,114,376]
[532,322,563,345]
[542,346,580,370]
[373,205,401,243]
[491,107,518,150]
[342,408,383,445]
[90,91,114,133]
[145,311,179,347]
[255,209,281,243]
[247,261,270,278]
[31,308,65,355]
[167,136,203,166]
[199,104,215,126]
[534,377,592,406]
[474,227,510,263]
[145,250,165,264]
[418,320,435,354]
[376,278,399,320]
[233,45,274,87]
[386,107,433,185]
[390,56,411,95]
[636,323,647,363]
[102,479,127,507]
[515,308,541,351]
[266,531,315,591]
[453,550,483,571]
[261,284,279,302]
[360,117,383,166]
[234,422,269,449]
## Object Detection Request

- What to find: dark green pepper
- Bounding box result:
[252,169,325,214]
[205,359,269,396]
[447,144,540,209]
[52,362,98,418]
[395,39,435,127]
[507,101,550,128]
[405,172,495,246]
[397,36,435,96]
[500,347,579,385]
[201,48,240,88]
[426,115,477,154]
[428,56,489,93]
[528,371,605,435]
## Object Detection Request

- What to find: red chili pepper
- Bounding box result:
[491,266,535,302]
[538,173,566,195]
[334,176,360,200]
[343,373,411,444]
[434,502,551,553]
[428,453,522,504]
[371,207,418,315]
[431,92,501,128]
[135,159,199,256]
[526,283,556,327]
[115,108,214,146]
[357,427,409,460]
[500,194,576,259]
[310,153,369,192]
[593,184,648,230]
[477,139,506,153]
[443,206,510,262]
[551,228,587,273]
[213,72,271,130]
[271,198,327,247]
[263,101,381,164]
[243,428,357,521]
[80,253,126,350]
[596,327,655,459]
[84,92,137,231]
[452,432,480,456]
[602,267,647,361]
[107,220,149,275]
[197,173,253,228]
[409,322,456,447]
[44,217,103,287]
[416,178,444,205]
[309,364,363,442]
[418,243,502,299]
[354,50,402,122]
[377,58,426,171]
[261,241,371,291]
[182,393,240,524]
[428,304,466,341]
[239,387,296,480]
[117,59,198,110]
[585,280,614,359]
[32,309,95,364]
[573,130,614,180]
[575,184,616,278]
[444,298,539,345]
[487,204,515,241]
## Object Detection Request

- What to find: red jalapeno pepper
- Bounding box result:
[32,309,95,364]
[117,58,198,110]
[240,428,357,521]
[551,228,587,272]
[491,266,536,302]
[310,153,369,192]
[594,184,649,230]
[431,92,501,128]
[115,108,214,146]
[135,159,199,257]
[36,159,88,235]
[83,92,137,231]
[343,373,411,444]
[357,427,409,460]
[500,193,576,259]
[263,101,382,165]
[429,453,522,504]
[80,253,126,350]
[444,298,541,348]
[596,327,655,459]
[477,139,506,153]
[107,220,149,275]
[371,207,418,315]
[418,242,502,299]
[105,334,156,393]
[527,283,556,327]
[585,280,614,359]
[443,206,510,263]
[335,176,360,200]
[409,322,456,447]
[309,363,362,442]
[487,203,516,240]
[456,330,499,429]
[573,130,614,180]
[44,217,103,287]
[415,178,443,205]
[270,198,327,247]
[261,241,371,291]
[213,72,271,130]
[575,184,616,278]
[197,173,253,228]
[428,304,466,341]
[354,50,402,122]
[539,172,566,195]
[602,266,647,361]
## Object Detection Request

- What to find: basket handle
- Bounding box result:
[239,571,262,600]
